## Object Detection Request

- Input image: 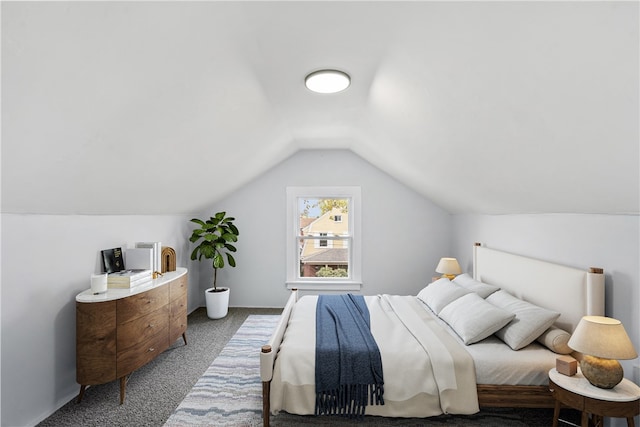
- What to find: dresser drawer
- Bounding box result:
[117,305,169,352]
[169,275,187,301]
[169,298,188,343]
[76,300,117,385]
[117,285,169,324]
[116,328,169,378]
[169,294,187,317]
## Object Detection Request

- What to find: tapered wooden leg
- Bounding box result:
[182,332,187,345]
[120,377,126,404]
[77,385,86,404]
[581,410,589,427]
[627,417,635,427]
[552,399,561,427]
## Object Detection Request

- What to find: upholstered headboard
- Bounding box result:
[473,244,604,333]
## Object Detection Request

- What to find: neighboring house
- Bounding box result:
[299,208,349,277]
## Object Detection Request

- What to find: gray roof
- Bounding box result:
[301,248,348,265]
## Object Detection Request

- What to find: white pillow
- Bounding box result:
[487,290,561,351]
[416,278,471,315]
[438,293,515,345]
[536,326,572,354]
[452,273,500,298]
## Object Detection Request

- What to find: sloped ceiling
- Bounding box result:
[2,1,638,215]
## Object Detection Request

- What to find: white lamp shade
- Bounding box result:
[435,257,462,275]
[568,316,638,360]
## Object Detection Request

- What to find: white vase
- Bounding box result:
[205,287,229,319]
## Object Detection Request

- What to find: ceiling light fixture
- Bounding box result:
[305,69,351,94]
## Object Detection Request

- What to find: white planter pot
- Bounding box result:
[205,287,229,319]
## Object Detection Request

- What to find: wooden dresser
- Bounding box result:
[76,268,188,404]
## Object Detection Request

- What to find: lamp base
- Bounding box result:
[579,355,623,389]
[441,274,456,280]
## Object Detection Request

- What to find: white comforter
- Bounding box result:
[271,295,480,417]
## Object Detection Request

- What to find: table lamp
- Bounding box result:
[567,315,637,389]
[435,257,461,280]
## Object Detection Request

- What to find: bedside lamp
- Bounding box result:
[568,316,638,389]
[435,257,461,280]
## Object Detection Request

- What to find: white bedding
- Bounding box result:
[272,294,480,417]
[270,294,560,418]
[423,300,559,385]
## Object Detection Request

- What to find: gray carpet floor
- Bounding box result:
[38,307,581,427]
[37,307,282,427]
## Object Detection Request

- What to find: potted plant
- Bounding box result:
[189,212,239,319]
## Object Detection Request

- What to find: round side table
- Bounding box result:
[549,368,640,427]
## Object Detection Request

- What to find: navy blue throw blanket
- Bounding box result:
[315,294,384,417]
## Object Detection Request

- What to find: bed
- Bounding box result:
[259,244,605,426]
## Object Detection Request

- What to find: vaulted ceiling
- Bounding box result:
[2,1,638,215]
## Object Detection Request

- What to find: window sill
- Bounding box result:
[286,281,362,292]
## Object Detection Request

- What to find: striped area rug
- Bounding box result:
[164,314,278,427]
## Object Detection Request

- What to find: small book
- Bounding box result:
[102,247,125,273]
[136,242,162,273]
[126,248,154,270]
[107,269,152,283]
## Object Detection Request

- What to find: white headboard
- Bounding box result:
[473,244,604,333]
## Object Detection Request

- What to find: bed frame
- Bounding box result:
[259,243,605,427]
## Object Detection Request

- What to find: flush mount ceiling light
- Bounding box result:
[305,69,351,94]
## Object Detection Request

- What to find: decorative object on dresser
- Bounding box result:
[161,246,177,273]
[90,273,108,295]
[189,212,239,320]
[567,316,638,389]
[76,268,188,404]
[435,257,461,280]
[135,241,162,278]
[106,269,152,289]
[125,247,154,270]
[101,247,125,273]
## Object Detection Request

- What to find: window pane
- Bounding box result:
[299,238,350,278]
[297,198,350,279]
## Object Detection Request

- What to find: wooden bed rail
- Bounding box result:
[477,385,555,408]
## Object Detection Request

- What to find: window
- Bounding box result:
[286,186,361,290]
[316,232,329,248]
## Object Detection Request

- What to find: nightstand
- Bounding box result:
[549,368,640,427]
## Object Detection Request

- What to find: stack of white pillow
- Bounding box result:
[417,274,572,354]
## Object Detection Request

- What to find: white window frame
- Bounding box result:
[286,186,362,291]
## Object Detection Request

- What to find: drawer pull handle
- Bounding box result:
[148,347,155,352]
[149,324,155,328]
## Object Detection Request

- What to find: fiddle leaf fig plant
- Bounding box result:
[189,212,239,291]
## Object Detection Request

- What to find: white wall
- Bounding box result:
[451,213,640,427]
[192,149,452,307]
[0,213,196,427]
